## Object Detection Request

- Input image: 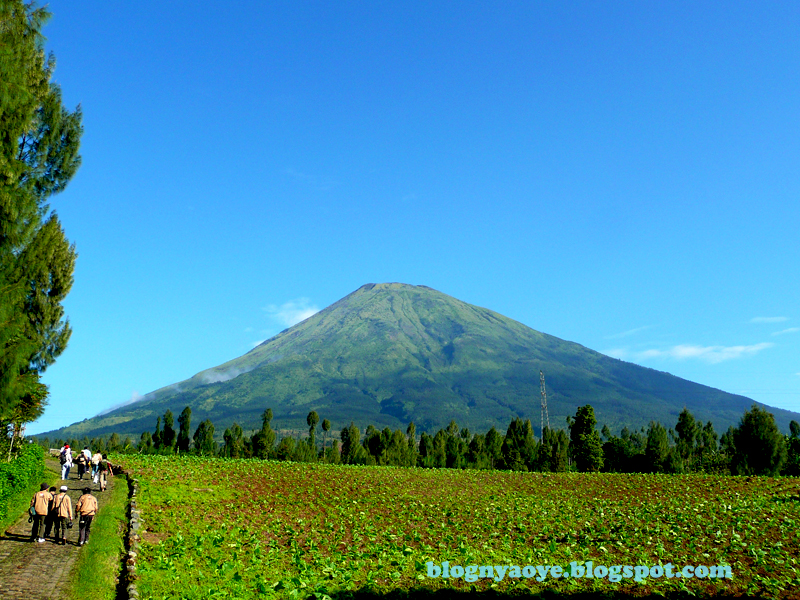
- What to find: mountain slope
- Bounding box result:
[41,283,800,440]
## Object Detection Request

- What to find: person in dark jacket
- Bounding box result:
[43,486,58,539]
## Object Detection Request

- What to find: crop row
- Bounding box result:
[114,455,800,599]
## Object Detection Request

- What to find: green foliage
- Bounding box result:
[0,442,44,526]
[306,410,319,447]
[192,419,216,456]
[152,416,162,450]
[784,420,800,476]
[675,407,699,469]
[250,408,275,459]
[221,423,245,458]
[162,409,176,451]
[114,454,800,599]
[107,431,121,453]
[569,405,604,472]
[177,406,192,453]
[501,417,537,471]
[540,426,569,472]
[0,0,81,428]
[732,405,787,476]
[645,421,670,473]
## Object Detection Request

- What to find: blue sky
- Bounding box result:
[28,1,800,435]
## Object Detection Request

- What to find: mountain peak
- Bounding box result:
[40,284,800,440]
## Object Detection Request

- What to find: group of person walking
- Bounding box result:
[57,444,114,491]
[28,444,113,545]
[29,484,98,546]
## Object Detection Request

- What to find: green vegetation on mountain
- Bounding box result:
[42,283,800,440]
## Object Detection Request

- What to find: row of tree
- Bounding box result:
[1,1,82,459]
[37,404,800,477]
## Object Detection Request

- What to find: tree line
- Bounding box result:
[36,403,800,477]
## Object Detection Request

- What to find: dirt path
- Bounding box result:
[0,458,118,600]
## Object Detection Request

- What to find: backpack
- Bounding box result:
[59,450,67,465]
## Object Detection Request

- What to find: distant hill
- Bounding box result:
[38,283,800,441]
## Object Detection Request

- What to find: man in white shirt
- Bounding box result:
[60,444,73,480]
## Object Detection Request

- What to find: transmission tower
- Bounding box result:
[540,370,550,434]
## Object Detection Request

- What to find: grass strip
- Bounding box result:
[67,474,130,600]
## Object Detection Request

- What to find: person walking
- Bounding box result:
[42,486,58,539]
[75,487,98,546]
[91,450,102,483]
[60,444,73,480]
[76,451,88,480]
[51,485,73,545]
[98,454,114,491]
[29,483,53,543]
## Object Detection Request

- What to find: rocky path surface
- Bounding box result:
[0,458,118,600]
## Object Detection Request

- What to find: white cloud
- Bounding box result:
[263,297,320,328]
[200,367,252,384]
[751,316,789,323]
[606,343,774,364]
[96,390,151,416]
[772,327,800,336]
[250,339,266,348]
[605,326,651,340]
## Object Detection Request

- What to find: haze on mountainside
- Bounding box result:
[41,283,800,440]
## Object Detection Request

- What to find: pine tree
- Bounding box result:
[192,419,216,456]
[107,432,121,452]
[675,408,699,470]
[321,418,331,451]
[0,0,81,438]
[152,416,163,450]
[251,408,276,459]
[340,422,364,464]
[222,423,244,458]
[176,406,192,453]
[139,431,153,454]
[645,421,670,473]
[484,426,503,470]
[784,421,800,476]
[569,405,604,472]
[162,410,177,451]
[731,405,787,476]
[406,422,418,466]
[501,418,537,471]
[417,432,433,466]
[306,410,319,450]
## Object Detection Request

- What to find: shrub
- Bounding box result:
[0,443,45,524]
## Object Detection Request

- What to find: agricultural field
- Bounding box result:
[114,455,800,599]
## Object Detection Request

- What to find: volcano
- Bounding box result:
[40,283,800,440]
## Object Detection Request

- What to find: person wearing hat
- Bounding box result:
[91,449,102,483]
[52,485,73,545]
[29,483,53,543]
[98,454,114,491]
[75,487,98,546]
[59,444,73,480]
[75,450,88,480]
